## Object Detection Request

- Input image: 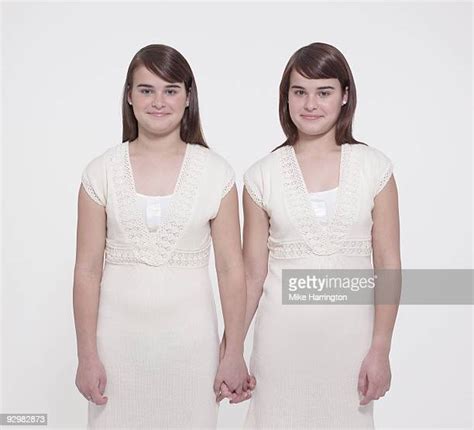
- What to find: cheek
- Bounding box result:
[325,98,342,114]
[288,99,304,118]
[169,95,187,110]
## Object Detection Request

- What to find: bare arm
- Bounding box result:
[73,185,106,361]
[358,174,401,405]
[242,188,270,337]
[211,185,249,398]
[371,175,401,353]
[211,185,247,355]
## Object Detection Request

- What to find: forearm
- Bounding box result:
[243,276,265,337]
[217,263,246,355]
[371,258,401,353]
[371,304,399,353]
[73,268,102,361]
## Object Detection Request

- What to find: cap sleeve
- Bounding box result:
[243,161,264,209]
[373,148,394,196]
[81,154,107,206]
[221,160,236,199]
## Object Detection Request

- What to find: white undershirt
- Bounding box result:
[136,193,174,231]
[308,187,338,220]
[136,187,336,231]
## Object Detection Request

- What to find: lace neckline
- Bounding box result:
[126,142,189,198]
[280,143,360,255]
[111,142,208,265]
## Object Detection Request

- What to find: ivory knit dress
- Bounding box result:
[81,141,235,429]
[243,143,393,429]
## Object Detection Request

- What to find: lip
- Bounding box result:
[301,115,323,120]
[148,112,170,117]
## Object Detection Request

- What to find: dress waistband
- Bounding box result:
[268,238,372,259]
[105,239,211,267]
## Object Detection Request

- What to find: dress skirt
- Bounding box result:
[244,255,375,429]
[87,263,220,429]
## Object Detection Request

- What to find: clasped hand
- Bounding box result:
[213,336,256,404]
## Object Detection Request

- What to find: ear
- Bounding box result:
[343,86,349,105]
[127,86,132,105]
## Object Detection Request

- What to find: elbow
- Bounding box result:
[245,269,267,297]
[373,252,401,270]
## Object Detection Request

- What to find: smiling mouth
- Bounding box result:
[148,112,170,117]
[301,115,323,120]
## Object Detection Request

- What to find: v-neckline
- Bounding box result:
[111,141,208,265]
[289,144,346,226]
[125,142,190,232]
[280,143,359,255]
[126,141,189,198]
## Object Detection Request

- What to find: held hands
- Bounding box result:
[357,345,391,406]
[75,356,108,405]
[214,334,256,404]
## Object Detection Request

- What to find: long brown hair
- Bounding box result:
[275,42,365,151]
[122,44,208,148]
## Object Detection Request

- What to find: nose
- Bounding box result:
[152,92,165,108]
[304,94,318,112]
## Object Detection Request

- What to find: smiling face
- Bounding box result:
[288,69,348,140]
[127,65,189,138]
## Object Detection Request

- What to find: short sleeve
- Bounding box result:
[221,161,236,199]
[81,154,107,206]
[243,161,264,209]
[373,148,394,196]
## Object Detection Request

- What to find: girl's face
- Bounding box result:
[288,69,348,140]
[127,65,189,137]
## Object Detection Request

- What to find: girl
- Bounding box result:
[240,42,401,428]
[73,44,250,429]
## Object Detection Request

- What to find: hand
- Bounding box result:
[214,351,249,402]
[75,356,108,405]
[227,373,256,404]
[358,346,391,406]
[216,333,256,403]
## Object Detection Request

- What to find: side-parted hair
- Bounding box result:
[122,44,208,148]
[275,42,366,151]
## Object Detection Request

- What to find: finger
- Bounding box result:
[234,383,243,395]
[98,375,107,396]
[230,390,252,404]
[357,370,368,396]
[220,383,233,399]
[249,375,256,390]
[360,386,376,406]
[90,386,107,405]
[216,392,226,402]
[214,377,223,397]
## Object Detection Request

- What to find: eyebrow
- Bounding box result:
[136,83,182,89]
[290,85,335,90]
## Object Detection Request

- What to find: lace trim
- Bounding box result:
[222,172,235,198]
[110,142,208,266]
[81,178,103,206]
[279,144,361,256]
[375,162,393,195]
[105,242,211,267]
[268,239,372,259]
[243,177,264,208]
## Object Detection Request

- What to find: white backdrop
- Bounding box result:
[1,1,472,429]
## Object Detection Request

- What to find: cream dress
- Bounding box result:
[81,141,235,429]
[243,143,393,429]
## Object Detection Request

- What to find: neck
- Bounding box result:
[132,126,186,155]
[294,127,339,156]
